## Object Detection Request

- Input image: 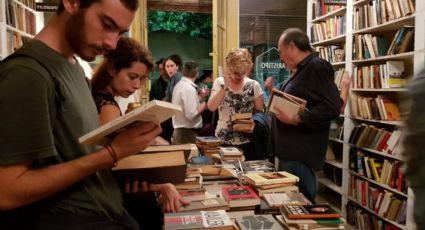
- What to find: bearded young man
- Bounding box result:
[0,0,162,229]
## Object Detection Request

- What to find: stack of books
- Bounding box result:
[219,146,244,162]
[195,136,223,157]
[164,210,234,230]
[231,113,254,133]
[221,185,261,209]
[277,203,345,230]
[239,160,276,174]
[244,171,300,197]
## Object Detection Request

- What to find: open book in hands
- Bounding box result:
[79,100,182,146]
[267,88,307,116]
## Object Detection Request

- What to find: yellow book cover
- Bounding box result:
[244,171,299,186]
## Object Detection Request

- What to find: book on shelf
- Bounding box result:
[221,185,261,208]
[79,100,181,145]
[267,88,307,116]
[235,214,284,230]
[111,150,187,185]
[164,210,234,230]
[281,204,341,219]
[386,61,405,88]
[387,26,414,55]
[179,197,230,212]
[263,192,311,208]
[244,171,299,186]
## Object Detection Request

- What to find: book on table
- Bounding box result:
[178,188,207,202]
[221,185,261,208]
[267,88,307,116]
[179,197,230,212]
[79,100,182,146]
[164,210,234,230]
[244,171,299,186]
[235,214,284,230]
[276,215,345,230]
[263,192,311,208]
[281,204,341,219]
[175,176,203,190]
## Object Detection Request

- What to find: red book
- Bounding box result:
[376,132,391,151]
[396,167,404,192]
[221,185,260,208]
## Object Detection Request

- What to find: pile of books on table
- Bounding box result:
[195,136,223,157]
[244,171,300,197]
[277,203,345,230]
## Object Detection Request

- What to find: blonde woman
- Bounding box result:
[208,48,264,160]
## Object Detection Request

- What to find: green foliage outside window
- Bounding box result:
[148,11,212,39]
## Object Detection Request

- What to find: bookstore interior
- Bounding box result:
[1,0,424,229]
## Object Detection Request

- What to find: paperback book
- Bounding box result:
[244,171,299,186]
[164,210,233,230]
[79,100,181,145]
[267,88,307,116]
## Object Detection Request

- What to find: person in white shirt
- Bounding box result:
[172,61,208,144]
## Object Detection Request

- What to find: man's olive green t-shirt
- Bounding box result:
[0,40,123,219]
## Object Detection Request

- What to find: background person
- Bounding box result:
[91,37,188,229]
[164,54,183,102]
[269,28,342,202]
[149,57,173,143]
[171,61,208,144]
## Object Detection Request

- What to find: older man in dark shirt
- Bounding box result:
[269,28,342,202]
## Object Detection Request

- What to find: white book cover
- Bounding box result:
[79,100,181,146]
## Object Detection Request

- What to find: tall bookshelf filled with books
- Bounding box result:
[306,0,348,214]
[307,0,424,229]
[0,0,36,60]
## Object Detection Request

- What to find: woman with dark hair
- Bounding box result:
[164,54,183,102]
[91,37,188,229]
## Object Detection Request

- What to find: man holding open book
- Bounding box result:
[269,28,342,202]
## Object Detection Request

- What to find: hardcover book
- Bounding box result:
[79,100,182,145]
[112,150,187,185]
[244,171,299,186]
[267,88,307,116]
[281,204,341,219]
[164,210,233,230]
